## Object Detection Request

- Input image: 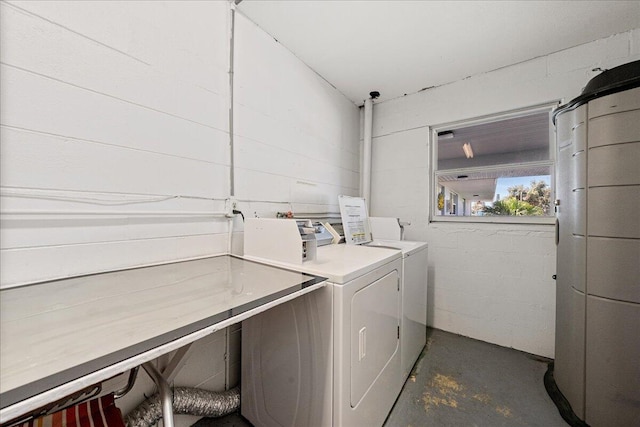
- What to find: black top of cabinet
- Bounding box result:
[553,60,640,124]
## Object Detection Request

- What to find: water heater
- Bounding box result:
[549,60,640,427]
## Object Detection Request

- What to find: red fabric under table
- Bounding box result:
[17,395,124,427]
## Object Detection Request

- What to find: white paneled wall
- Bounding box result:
[0,0,231,288]
[1,2,359,425]
[370,28,640,358]
[232,12,360,224]
[0,2,233,424]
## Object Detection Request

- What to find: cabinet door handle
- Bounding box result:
[555,219,560,246]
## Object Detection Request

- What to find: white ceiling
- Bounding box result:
[236,1,640,105]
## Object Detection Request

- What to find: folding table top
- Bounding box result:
[0,255,325,423]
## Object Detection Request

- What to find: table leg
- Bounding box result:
[142,362,174,427]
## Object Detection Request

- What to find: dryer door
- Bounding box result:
[350,269,400,406]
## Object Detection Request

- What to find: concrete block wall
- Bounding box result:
[369,28,640,358]
[0,2,233,423]
[0,0,232,288]
[0,2,358,425]
[230,11,360,253]
[233,11,361,210]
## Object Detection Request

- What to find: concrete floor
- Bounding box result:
[193,328,567,427]
[383,328,567,427]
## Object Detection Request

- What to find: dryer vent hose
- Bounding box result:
[124,387,240,427]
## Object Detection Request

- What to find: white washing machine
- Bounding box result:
[339,199,429,382]
[242,225,404,427]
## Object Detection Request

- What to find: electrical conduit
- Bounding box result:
[362,91,379,212]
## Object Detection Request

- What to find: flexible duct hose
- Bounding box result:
[124,387,240,427]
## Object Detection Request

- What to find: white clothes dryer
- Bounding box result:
[242,229,404,427]
[366,239,428,381]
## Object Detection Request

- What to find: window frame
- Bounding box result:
[429,102,559,224]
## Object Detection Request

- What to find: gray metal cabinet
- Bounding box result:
[554,72,640,426]
[555,104,587,418]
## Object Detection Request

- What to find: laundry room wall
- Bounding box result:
[229,12,360,253]
[0,2,359,293]
[369,28,640,358]
[0,2,234,424]
[0,0,232,288]
[0,1,359,425]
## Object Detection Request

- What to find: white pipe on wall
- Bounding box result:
[228,2,236,197]
[362,97,373,211]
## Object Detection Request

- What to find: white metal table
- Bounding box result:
[0,255,326,426]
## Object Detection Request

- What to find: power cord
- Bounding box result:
[232,209,245,222]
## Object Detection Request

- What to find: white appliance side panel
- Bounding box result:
[350,268,400,406]
[241,286,333,427]
[401,246,428,380]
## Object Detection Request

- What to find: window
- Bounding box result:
[431,104,557,223]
